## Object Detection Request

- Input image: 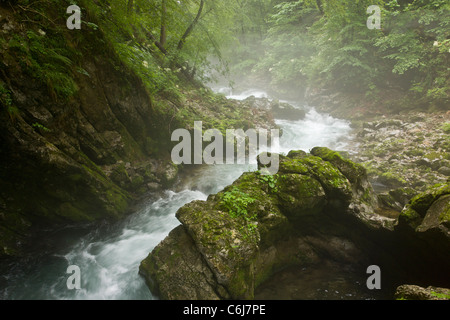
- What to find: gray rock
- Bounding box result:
[438,167,450,176]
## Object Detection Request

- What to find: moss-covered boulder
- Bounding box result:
[140,148,391,300]
[397,183,450,230]
[139,225,225,300]
[395,285,450,300]
[394,182,450,278]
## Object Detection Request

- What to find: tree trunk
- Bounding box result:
[160,0,167,48]
[176,0,204,51]
[316,0,324,15]
[127,0,134,14]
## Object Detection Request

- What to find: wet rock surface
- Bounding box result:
[350,112,450,194]
[395,285,450,300]
[140,148,450,300]
[241,96,306,121]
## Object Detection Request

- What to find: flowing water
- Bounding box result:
[0,87,362,300]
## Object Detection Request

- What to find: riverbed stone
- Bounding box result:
[242,96,305,120]
[395,285,450,300]
[438,167,450,176]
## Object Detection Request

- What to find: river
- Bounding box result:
[0,87,361,300]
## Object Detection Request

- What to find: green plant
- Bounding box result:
[8,30,78,101]
[32,122,51,133]
[0,84,19,121]
[221,187,256,221]
[258,172,279,193]
[221,186,258,240]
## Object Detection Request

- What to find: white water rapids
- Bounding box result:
[0,88,357,300]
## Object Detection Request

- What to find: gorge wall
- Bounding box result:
[0,3,276,258]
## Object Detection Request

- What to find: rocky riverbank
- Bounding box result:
[305,88,449,215]
[351,112,450,193]
[139,148,450,300]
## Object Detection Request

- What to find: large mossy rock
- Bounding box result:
[140,148,395,300]
[395,183,450,266]
[397,183,450,231]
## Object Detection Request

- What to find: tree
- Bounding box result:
[127,0,134,14]
[177,0,204,52]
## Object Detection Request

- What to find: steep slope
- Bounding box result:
[0,2,275,257]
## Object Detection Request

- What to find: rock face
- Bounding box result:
[139,147,411,300]
[0,5,168,257]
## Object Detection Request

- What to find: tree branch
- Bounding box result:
[176,0,204,51]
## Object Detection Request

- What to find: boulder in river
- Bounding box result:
[139,147,410,300]
[242,96,306,121]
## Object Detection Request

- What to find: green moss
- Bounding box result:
[409,183,450,216]
[405,149,425,157]
[441,123,450,134]
[430,291,450,300]
[110,163,131,187]
[280,158,310,174]
[399,206,421,225]
[439,200,450,223]
[58,202,93,222]
[399,183,450,230]
[424,152,443,161]
[8,30,78,101]
[105,188,130,215]
[301,156,352,200]
[379,171,407,187]
[311,147,366,184]
[276,174,326,218]
[131,176,145,193]
[228,266,255,299]
[361,187,374,205]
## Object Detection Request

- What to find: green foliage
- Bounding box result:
[7,28,77,101]
[225,0,449,108]
[0,84,19,121]
[221,187,257,221]
[258,172,279,192]
[221,186,259,240]
[441,123,450,134]
[0,84,12,108]
[82,0,238,89]
[32,122,51,133]
[114,43,183,99]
